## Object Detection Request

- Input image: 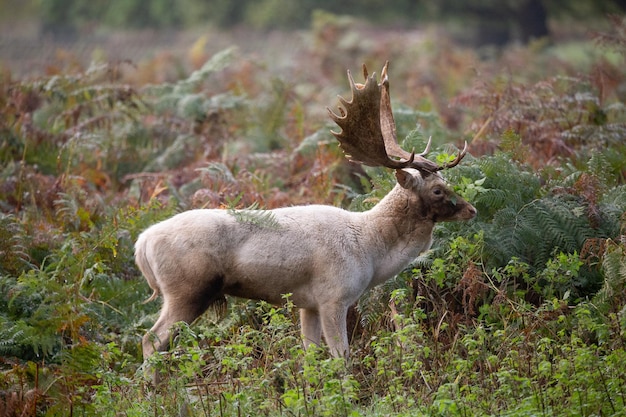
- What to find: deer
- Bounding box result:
[135,61,476,362]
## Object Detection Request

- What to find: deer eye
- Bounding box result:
[433,188,443,196]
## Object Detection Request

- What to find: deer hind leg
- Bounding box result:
[142,297,212,359]
[142,303,173,359]
[142,274,226,359]
[300,308,322,350]
[319,303,349,359]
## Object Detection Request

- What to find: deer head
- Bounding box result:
[327,61,467,176]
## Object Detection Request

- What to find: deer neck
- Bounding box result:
[362,184,435,267]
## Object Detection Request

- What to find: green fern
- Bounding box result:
[0,214,31,275]
[484,195,605,294]
[433,140,626,302]
[593,240,626,308]
[0,323,25,356]
[586,152,614,190]
[196,162,237,187]
[146,47,237,98]
[228,201,281,229]
[0,271,63,358]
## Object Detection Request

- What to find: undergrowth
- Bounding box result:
[1,16,626,417]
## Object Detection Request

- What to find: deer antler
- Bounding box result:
[328,61,466,174]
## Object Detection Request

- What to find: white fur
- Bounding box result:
[136,169,476,359]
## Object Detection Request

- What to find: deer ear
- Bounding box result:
[395,169,420,189]
[419,169,433,178]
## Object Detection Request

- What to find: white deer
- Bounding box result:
[135,62,476,361]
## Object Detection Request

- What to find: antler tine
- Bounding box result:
[417,136,432,157]
[380,60,388,81]
[436,141,468,171]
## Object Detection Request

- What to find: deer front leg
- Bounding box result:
[300,308,322,349]
[320,303,349,358]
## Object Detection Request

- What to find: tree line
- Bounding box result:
[29,0,626,45]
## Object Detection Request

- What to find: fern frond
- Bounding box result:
[598,185,626,237]
[593,241,626,309]
[516,197,591,267]
[0,214,31,274]
[295,128,336,157]
[0,318,60,358]
[477,154,541,211]
[475,188,509,213]
[586,152,613,189]
[146,47,237,96]
[356,286,386,328]
[228,202,281,229]
[0,323,25,356]
[196,162,237,186]
[487,207,532,266]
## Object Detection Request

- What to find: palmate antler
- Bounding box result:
[328,61,467,174]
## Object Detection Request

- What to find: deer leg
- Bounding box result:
[142,304,173,359]
[143,279,226,360]
[320,303,349,359]
[142,297,208,359]
[300,308,322,349]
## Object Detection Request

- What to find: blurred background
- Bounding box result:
[1,0,624,77]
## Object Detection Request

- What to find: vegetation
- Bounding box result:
[1,13,626,417]
[2,0,623,43]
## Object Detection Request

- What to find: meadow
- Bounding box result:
[1,15,625,416]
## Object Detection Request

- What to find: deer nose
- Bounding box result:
[467,205,477,218]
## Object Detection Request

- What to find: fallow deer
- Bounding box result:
[135,62,476,361]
